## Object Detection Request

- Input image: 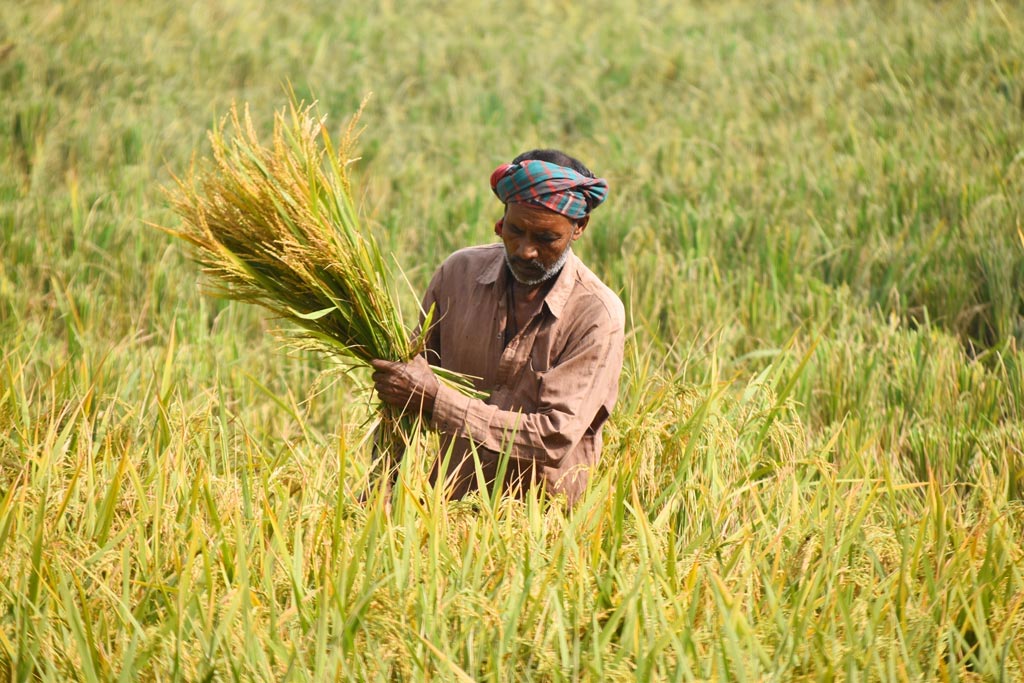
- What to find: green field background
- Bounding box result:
[2,1,1023,680]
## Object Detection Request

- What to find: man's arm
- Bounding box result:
[430,317,624,466]
[373,310,624,467]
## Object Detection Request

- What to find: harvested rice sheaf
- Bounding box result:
[164,97,478,462]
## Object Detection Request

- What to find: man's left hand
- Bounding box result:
[370,355,440,414]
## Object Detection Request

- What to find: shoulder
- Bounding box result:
[568,257,625,332]
[441,243,504,267]
[435,243,504,277]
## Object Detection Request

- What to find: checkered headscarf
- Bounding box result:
[490,159,608,220]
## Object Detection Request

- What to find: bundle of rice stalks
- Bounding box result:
[163,97,475,466]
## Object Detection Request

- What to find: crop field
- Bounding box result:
[2,0,1024,680]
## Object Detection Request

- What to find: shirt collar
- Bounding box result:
[476,244,578,319]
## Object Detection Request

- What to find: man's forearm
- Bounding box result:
[430,379,608,467]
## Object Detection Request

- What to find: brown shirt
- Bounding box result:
[423,243,625,505]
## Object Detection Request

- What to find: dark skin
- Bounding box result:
[371,202,588,413]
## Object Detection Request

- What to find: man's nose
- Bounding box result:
[516,241,539,260]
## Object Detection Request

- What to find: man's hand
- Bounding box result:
[370,355,440,415]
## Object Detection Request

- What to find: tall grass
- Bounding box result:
[1,0,1023,679]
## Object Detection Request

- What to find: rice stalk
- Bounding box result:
[162,97,477,466]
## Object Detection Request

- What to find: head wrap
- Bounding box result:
[490,159,608,221]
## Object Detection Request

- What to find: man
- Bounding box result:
[370,149,625,505]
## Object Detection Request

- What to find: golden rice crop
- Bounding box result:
[163,97,475,465]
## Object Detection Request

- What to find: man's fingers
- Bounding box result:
[371,359,401,384]
[368,357,432,412]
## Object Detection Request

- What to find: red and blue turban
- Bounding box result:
[490,159,609,220]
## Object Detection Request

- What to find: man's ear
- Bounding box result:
[572,215,590,240]
[494,206,508,236]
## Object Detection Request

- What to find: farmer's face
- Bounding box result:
[498,202,588,286]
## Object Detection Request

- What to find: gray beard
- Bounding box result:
[504,244,572,286]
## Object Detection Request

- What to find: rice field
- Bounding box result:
[1,0,1023,680]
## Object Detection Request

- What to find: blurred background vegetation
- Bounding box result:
[1,1,1023,679]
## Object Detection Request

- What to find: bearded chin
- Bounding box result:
[504,244,572,286]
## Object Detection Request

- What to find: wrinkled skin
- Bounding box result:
[499,202,588,286]
[370,355,439,413]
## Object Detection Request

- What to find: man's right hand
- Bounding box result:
[370,356,439,414]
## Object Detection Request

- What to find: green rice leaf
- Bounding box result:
[290,306,338,321]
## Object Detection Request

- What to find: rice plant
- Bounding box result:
[1,0,1022,679]
[162,98,477,463]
